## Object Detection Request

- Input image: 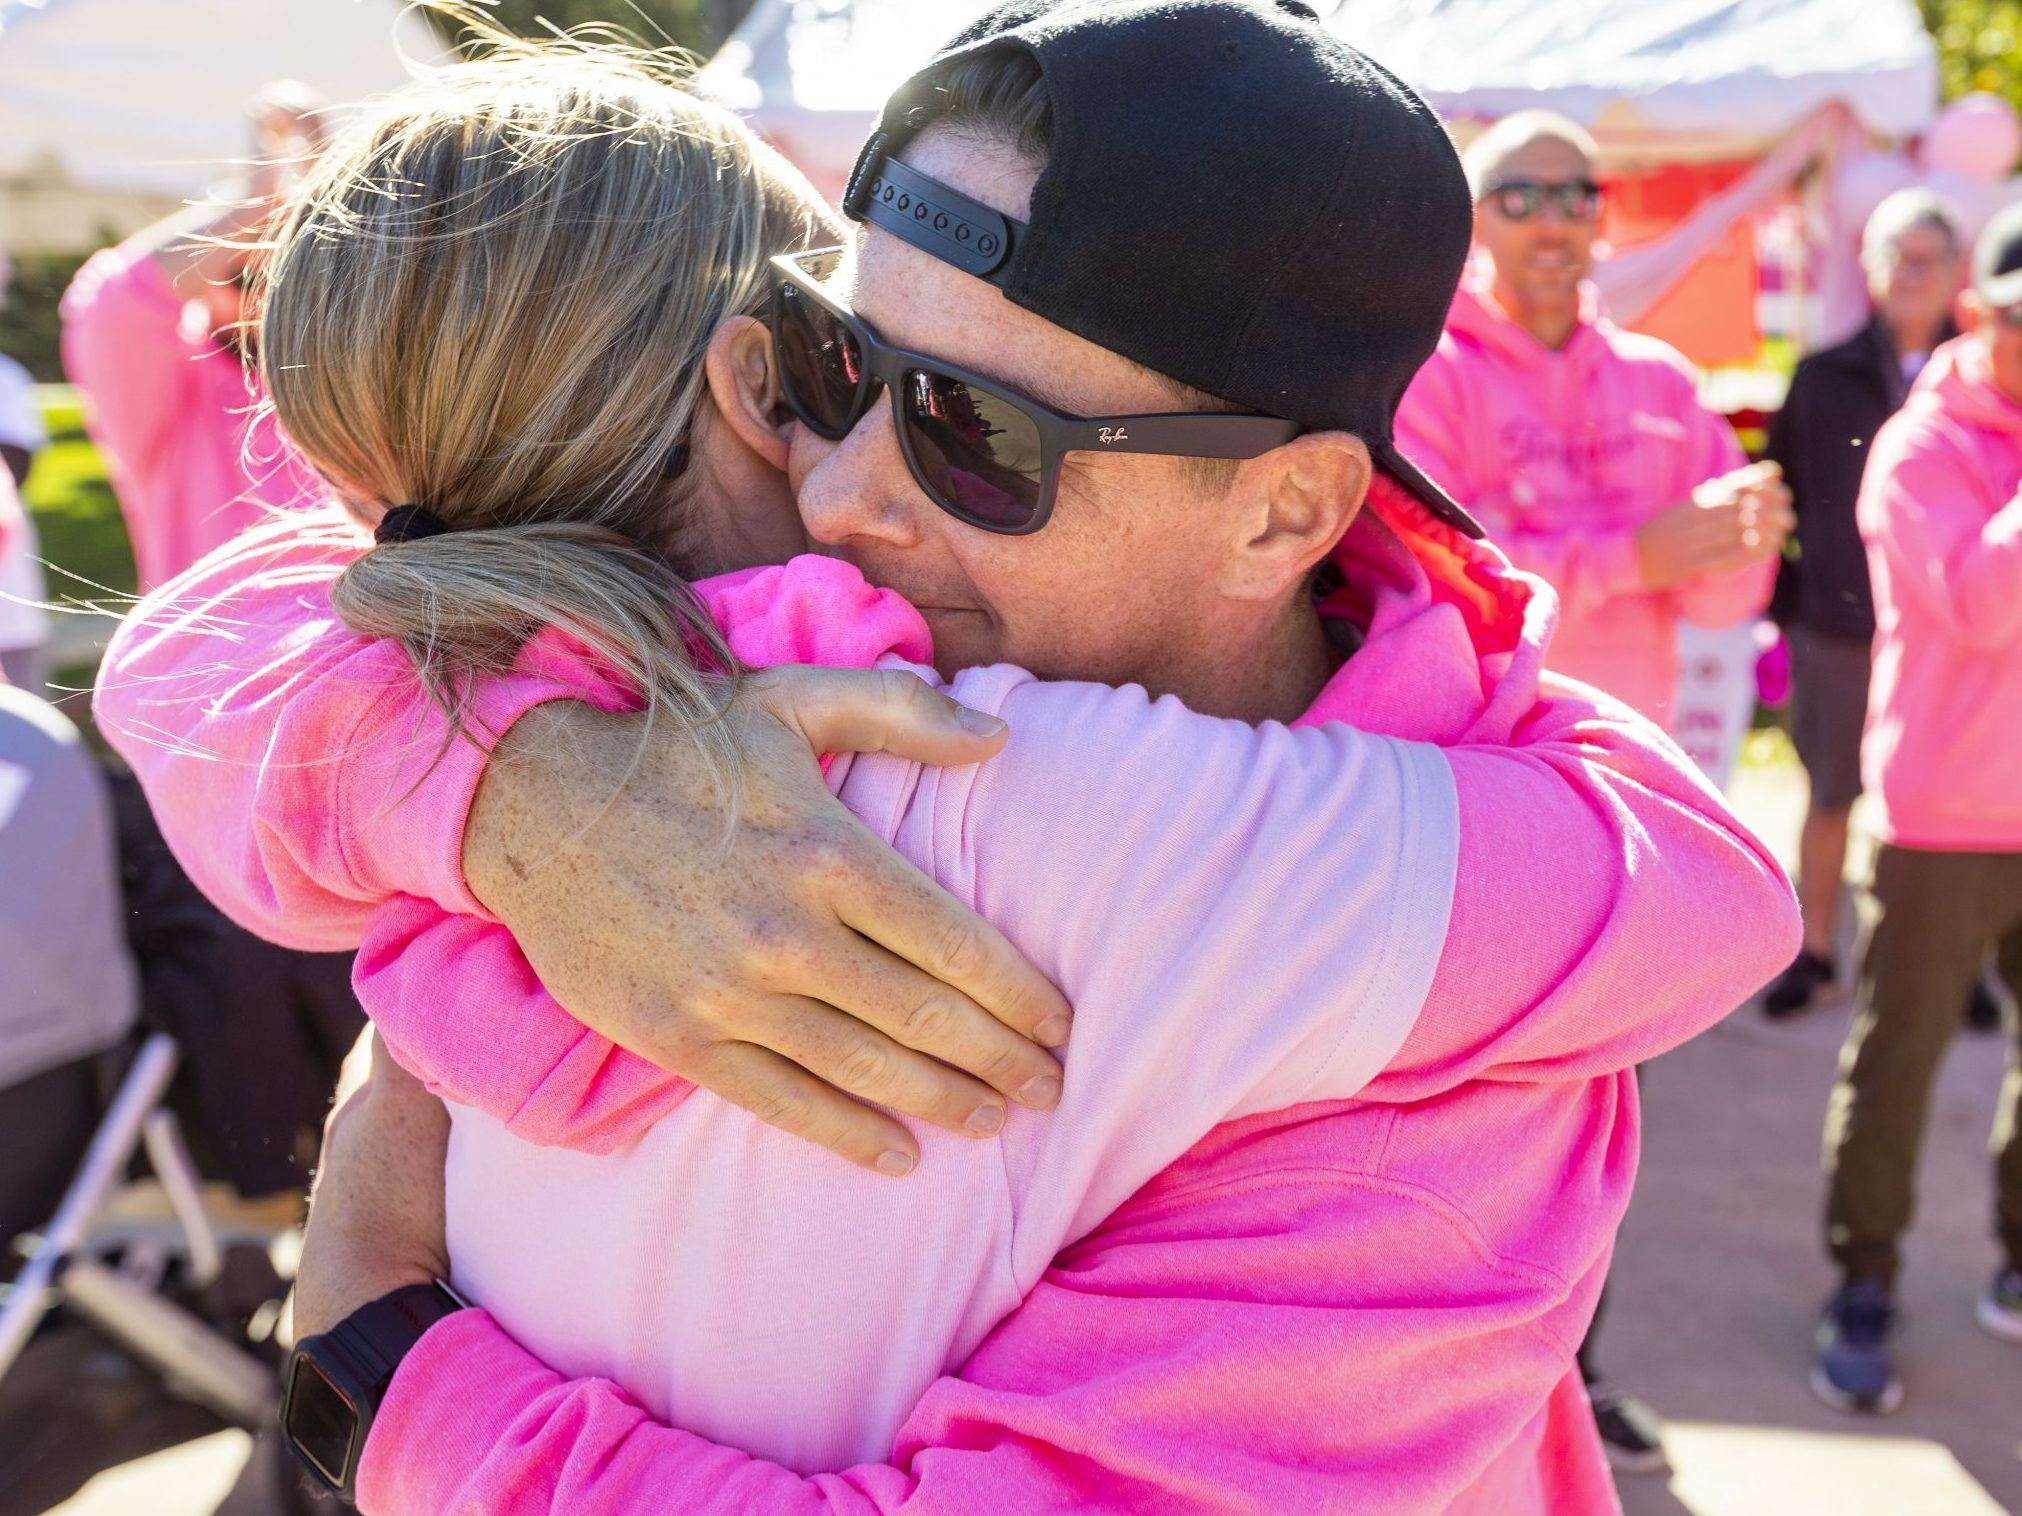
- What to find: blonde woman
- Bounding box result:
[100,9,1796,1509]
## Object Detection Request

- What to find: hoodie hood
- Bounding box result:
[1307,473,1558,748]
[1906,333,2022,438]
[1442,278,1610,379]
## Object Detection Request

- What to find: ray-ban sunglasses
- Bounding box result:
[1481,177,1604,223]
[768,248,1305,535]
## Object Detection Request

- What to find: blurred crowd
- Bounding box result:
[0,62,2017,1509]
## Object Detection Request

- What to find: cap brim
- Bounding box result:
[1980,268,2022,310]
[1372,442,1484,540]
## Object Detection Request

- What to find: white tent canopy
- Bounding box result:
[702,0,1938,195]
[0,0,446,197]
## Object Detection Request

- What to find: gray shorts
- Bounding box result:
[1785,623,1870,812]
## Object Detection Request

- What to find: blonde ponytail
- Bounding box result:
[254,8,838,776]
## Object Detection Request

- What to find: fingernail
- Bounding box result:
[957,706,1007,737]
[1036,1014,1072,1046]
[965,1104,1005,1136]
[1017,1074,1062,1110]
[875,1150,915,1177]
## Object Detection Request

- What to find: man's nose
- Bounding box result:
[798,396,930,550]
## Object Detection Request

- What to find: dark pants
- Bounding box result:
[1824,844,2022,1287]
[0,1056,101,1274]
[1576,1064,1643,1383]
[110,772,365,1199]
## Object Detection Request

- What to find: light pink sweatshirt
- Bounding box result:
[60,237,323,591]
[1395,281,1769,730]
[1857,335,2022,850]
[98,480,1800,1512]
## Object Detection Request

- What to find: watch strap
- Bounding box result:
[282,1280,467,1502]
[333,1280,468,1390]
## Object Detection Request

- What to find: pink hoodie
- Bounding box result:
[60,237,323,591]
[0,472,21,590]
[97,482,1799,1512]
[1857,335,2022,850]
[1395,282,1769,730]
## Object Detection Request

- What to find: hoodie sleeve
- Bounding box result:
[95,510,586,948]
[1858,415,2022,651]
[1360,671,1798,1099]
[1670,380,1775,630]
[94,510,696,1150]
[99,525,933,1151]
[350,563,932,1154]
[61,244,196,478]
[0,473,21,572]
[1391,336,1483,506]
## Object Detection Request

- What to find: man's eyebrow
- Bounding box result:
[998,365,1086,415]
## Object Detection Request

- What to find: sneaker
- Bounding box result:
[1977,1268,2022,1344]
[1764,950,1836,1020]
[1585,1379,1669,1475]
[1811,1277,1904,1414]
[1965,978,2003,1034]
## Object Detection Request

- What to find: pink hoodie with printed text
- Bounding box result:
[97,480,1799,1513]
[1857,335,2022,850]
[1395,282,1770,730]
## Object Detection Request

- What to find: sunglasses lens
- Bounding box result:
[1558,185,1602,220]
[775,282,865,438]
[902,371,1045,531]
[1489,183,1601,221]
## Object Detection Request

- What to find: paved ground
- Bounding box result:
[1606,752,2019,1516]
[7,748,2018,1515]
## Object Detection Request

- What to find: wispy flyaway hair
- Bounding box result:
[256,4,837,777]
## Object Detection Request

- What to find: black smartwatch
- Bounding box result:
[281,1280,468,1505]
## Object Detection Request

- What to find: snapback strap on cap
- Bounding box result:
[844,138,1027,287]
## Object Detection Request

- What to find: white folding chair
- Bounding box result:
[0,1034,276,1425]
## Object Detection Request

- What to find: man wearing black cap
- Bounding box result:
[110,3,1795,1509]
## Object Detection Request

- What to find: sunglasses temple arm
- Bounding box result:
[1058,415,1306,459]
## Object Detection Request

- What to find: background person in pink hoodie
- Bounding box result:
[1812,202,2022,1416]
[59,85,326,592]
[1394,111,1793,734]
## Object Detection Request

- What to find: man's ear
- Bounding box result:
[1959,288,1986,336]
[704,315,792,470]
[1221,432,1372,601]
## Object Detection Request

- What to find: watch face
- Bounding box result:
[285,1354,360,1488]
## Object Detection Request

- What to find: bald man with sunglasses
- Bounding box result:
[1396,110,1794,733]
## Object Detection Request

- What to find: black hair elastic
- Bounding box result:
[375,505,452,545]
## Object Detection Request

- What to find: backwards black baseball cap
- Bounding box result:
[841,0,1482,538]
[1974,199,2022,309]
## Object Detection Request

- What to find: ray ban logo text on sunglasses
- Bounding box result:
[1097,427,1130,445]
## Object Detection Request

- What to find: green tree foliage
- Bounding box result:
[1,248,97,383]
[1920,0,2022,112]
